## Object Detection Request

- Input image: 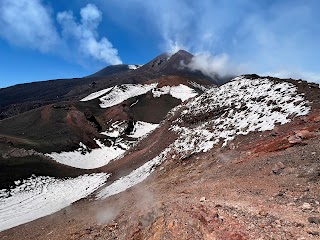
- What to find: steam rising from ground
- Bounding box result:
[96,184,155,225]
[96,204,121,225]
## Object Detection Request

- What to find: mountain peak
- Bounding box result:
[139,49,193,74]
[172,49,193,58]
[167,49,193,65]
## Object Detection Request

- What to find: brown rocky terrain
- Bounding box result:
[0,75,319,240]
[1,106,319,240]
[0,47,320,240]
[0,51,217,189]
[0,50,217,120]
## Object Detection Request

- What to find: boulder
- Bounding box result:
[308,216,320,224]
[302,202,312,210]
[295,130,316,139]
[288,135,302,144]
[272,162,285,175]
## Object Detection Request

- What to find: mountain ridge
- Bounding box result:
[0,51,320,239]
[0,50,221,120]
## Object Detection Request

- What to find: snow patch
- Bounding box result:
[97,149,169,199]
[80,87,113,102]
[170,76,311,158]
[152,84,198,101]
[170,84,198,101]
[100,121,127,138]
[47,120,158,169]
[188,81,215,92]
[81,83,198,108]
[99,83,158,108]
[0,174,109,232]
[46,139,130,169]
[128,64,142,70]
[128,121,159,138]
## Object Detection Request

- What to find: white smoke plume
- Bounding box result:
[185,52,245,79]
[104,0,320,83]
[96,207,120,225]
[95,183,156,226]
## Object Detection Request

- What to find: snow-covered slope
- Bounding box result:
[99,83,158,108]
[80,83,200,107]
[152,84,198,101]
[170,76,311,158]
[97,76,312,200]
[46,121,159,169]
[0,174,109,232]
[46,140,129,169]
[0,75,315,234]
[128,121,159,138]
[80,87,113,102]
[97,148,169,199]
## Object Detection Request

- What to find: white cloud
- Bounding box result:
[262,70,320,83]
[0,1,122,65]
[103,0,320,81]
[57,4,122,65]
[0,0,60,52]
[186,52,244,78]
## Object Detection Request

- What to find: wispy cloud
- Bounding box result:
[262,70,320,83]
[103,0,320,82]
[186,52,244,78]
[57,4,122,65]
[0,0,60,52]
[0,1,121,65]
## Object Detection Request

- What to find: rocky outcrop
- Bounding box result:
[2,148,42,159]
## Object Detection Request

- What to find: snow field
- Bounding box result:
[80,87,113,102]
[152,84,198,101]
[97,148,169,199]
[46,139,129,169]
[99,83,158,108]
[0,174,109,232]
[80,83,201,107]
[100,121,127,138]
[47,121,159,169]
[128,64,142,70]
[170,76,311,157]
[128,121,159,138]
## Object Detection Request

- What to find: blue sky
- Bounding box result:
[0,0,320,88]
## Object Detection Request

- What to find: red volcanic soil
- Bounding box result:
[0,76,319,239]
[2,103,320,240]
[231,109,320,160]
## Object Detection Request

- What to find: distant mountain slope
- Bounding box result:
[0,69,320,238]
[138,50,192,73]
[0,50,217,120]
[85,64,142,78]
[0,50,216,190]
[1,74,319,238]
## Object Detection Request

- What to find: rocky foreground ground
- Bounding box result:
[1,108,320,240]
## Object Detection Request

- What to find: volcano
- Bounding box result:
[0,51,320,239]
